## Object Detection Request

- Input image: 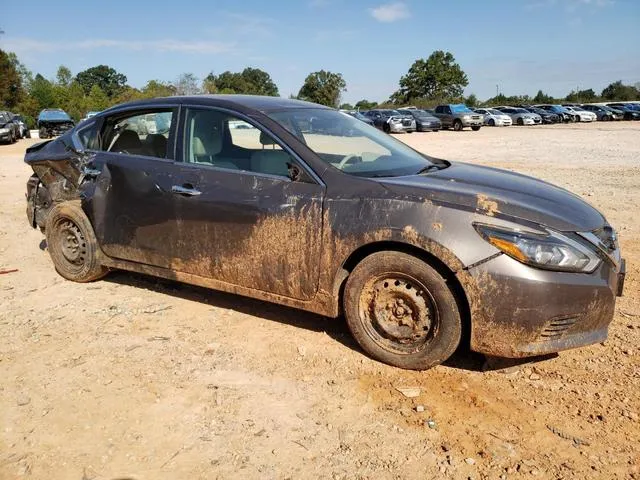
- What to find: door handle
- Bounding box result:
[171,185,202,196]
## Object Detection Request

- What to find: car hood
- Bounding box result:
[379,161,605,232]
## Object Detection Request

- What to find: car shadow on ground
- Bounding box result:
[103,270,557,373]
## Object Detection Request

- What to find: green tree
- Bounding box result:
[0,49,24,109]
[56,65,73,87]
[75,65,127,97]
[391,51,468,104]
[204,68,279,96]
[354,99,377,110]
[86,85,110,112]
[141,80,176,98]
[601,81,640,101]
[339,102,354,110]
[297,70,346,107]
[533,90,555,104]
[29,74,56,110]
[464,93,479,107]
[565,88,597,102]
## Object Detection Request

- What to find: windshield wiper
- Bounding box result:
[415,164,446,175]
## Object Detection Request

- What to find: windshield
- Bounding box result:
[450,104,474,114]
[268,109,436,177]
[514,108,530,113]
[412,109,432,118]
[487,109,503,115]
[39,110,71,121]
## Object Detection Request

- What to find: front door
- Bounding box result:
[165,107,325,301]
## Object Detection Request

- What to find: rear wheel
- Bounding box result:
[45,201,108,282]
[453,120,463,131]
[471,126,481,131]
[343,251,462,370]
[488,119,495,127]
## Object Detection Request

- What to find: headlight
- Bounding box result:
[391,118,402,123]
[463,115,471,120]
[0,127,8,133]
[474,223,601,273]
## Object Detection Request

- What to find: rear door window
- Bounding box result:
[101,110,176,160]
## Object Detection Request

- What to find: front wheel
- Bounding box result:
[383,123,390,133]
[453,120,463,131]
[343,251,462,370]
[45,201,109,282]
[471,126,481,131]
[517,117,524,126]
[39,127,48,139]
[488,119,495,127]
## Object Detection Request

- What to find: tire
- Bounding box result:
[39,127,48,139]
[471,126,481,131]
[383,123,390,134]
[488,119,495,127]
[343,251,462,370]
[45,200,108,282]
[453,120,463,131]
[25,129,31,138]
[517,117,524,126]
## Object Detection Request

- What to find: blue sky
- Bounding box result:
[2,0,639,103]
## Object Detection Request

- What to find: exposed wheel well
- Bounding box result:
[339,241,472,347]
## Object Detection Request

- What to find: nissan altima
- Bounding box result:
[24,95,625,370]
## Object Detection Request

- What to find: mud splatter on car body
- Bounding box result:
[24,95,625,361]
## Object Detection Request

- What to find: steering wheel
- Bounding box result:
[338,154,360,169]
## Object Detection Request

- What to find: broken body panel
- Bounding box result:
[25,95,625,359]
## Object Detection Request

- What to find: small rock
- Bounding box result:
[16,395,30,406]
[529,373,541,381]
[623,349,633,356]
[297,345,306,356]
[465,457,476,465]
[425,419,437,429]
[441,443,451,452]
[416,405,425,413]
[395,386,421,398]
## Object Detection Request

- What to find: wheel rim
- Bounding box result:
[56,218,88,266]
[359,273,439,354]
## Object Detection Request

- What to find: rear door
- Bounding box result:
[82,107,185,268]
[164,106,325,301]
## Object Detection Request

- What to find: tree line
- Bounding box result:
[1,47,638,128]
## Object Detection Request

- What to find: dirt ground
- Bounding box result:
[1,122,638,480]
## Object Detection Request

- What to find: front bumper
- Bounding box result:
[461,119,484,127]
[460,252,624,358]
[0,131,11,141]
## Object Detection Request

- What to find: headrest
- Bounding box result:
[260,131,277,146]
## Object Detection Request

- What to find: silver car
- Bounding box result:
[497,107,542,126]
[474,108,513,126]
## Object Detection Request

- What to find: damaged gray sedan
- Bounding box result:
[24,95,626,370]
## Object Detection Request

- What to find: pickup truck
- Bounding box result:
[433,104,483,131]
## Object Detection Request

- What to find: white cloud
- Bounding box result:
[1,38,236,55]
[369,2,410,22]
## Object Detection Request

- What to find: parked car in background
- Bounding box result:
[496,107,542,126]
[37,109,75,139]
[0,111,20,143]
[523,107,560,124]
[344,110,374,126]
[606,104,640,120]
[398,108,442,131]
[12,114,31,138]
[363,109,416,133]
[433,104,483,131]
[81,111,101,122]
[473,108,512,126]
[23,95,626,370]
[563,106,596,122]
[535,105,576,122]
[580,104,620,121]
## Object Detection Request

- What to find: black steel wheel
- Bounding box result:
[45,201,108,282]
[343,251,462,370]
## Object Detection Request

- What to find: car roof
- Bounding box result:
[101,95,331,115]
